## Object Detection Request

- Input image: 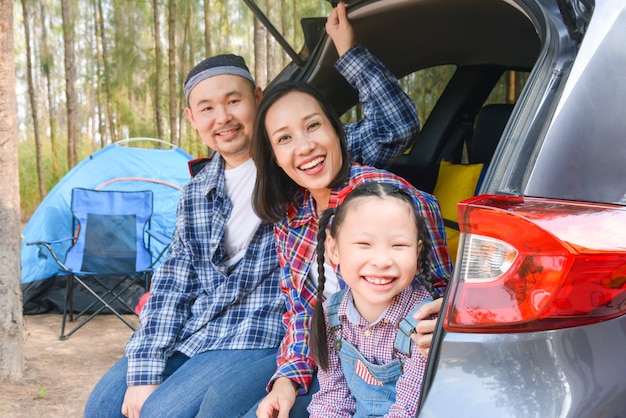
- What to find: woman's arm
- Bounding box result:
[330,2,420,169]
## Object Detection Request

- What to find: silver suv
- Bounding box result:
[251,0,626,415]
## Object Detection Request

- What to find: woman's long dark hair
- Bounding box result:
[310,182,435,370]
[251,81,351,223]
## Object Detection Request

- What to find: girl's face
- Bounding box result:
[327,196,422,322]
[264,91,343,204]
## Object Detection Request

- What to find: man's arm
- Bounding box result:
[121,189,198,413]
[329,3,420,168]
[124,226,194,385]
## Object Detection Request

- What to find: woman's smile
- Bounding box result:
[298,155,326,172]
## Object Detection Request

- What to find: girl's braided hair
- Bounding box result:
[310,182,435,370]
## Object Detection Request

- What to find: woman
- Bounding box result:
[251,81,452,417]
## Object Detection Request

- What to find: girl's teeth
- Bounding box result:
[365,276,393,285]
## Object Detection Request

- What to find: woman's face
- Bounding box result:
[264,91,343,202]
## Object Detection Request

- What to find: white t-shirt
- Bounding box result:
[223,159,262,266]
[309,257,340,299]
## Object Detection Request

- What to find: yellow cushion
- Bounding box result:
[432,160,484,264]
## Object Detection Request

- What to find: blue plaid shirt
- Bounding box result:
[125,156,284,386]
[338,46,419,166]
[124,45,419,386]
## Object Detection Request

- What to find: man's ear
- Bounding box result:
[327,235,340,266]
[255,86,263,104]
[184,106,196,127]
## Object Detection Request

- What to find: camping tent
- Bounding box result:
[21,138,194,314]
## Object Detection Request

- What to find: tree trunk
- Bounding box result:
[179,2,192,152]
[0,0,25,379]
[61,0,78,168]
[96,0,116,144]
[203,0,211,58]
[507,71,517,104]
[39,1,59,181]
[253,0,267,89]
[152,0,164,141]
[267,0,283,81]
[92,0,104,148]
[21,0,46,199]
[168,0,178,145]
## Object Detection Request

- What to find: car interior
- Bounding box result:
[286,0,542,260]
[300,0,539,188]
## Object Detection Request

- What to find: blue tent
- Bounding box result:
[21,138,194,314]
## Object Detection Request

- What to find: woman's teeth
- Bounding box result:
[299,156,324,170]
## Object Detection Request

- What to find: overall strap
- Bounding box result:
[326,289,347,330]
[394,297,433,356]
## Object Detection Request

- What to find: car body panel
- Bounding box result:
[419,315,626,417]
[420,1,626,415]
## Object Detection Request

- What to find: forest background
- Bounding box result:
[14,0,521,221]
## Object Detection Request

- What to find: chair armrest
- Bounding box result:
[26,236,75,246]
[146,229,173,268]
[146,229,172,246]
[26,240,72,272]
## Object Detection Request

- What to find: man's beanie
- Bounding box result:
[183,54,255,105]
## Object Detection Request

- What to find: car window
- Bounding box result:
[400,66,456,126]
[484,71,530,106]
[340,65,455,126]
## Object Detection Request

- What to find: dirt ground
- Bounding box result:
[0,314,136,417]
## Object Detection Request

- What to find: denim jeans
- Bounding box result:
[84,348,278,418]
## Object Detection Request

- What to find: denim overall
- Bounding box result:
[326,290,432,418]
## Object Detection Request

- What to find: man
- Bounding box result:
[84,4,422,417]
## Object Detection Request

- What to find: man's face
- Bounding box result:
[185,74,262,168]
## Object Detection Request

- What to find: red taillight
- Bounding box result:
[444,195,626,332]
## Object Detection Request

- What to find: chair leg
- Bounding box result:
[59,273,148,340]
[60,275,73,340]
[60,275,137,340]
[73,275,141,318]
[145,271,152,293]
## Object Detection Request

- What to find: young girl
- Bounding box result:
[307,181,438,417]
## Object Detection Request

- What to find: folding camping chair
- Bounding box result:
[27,188,168,340]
